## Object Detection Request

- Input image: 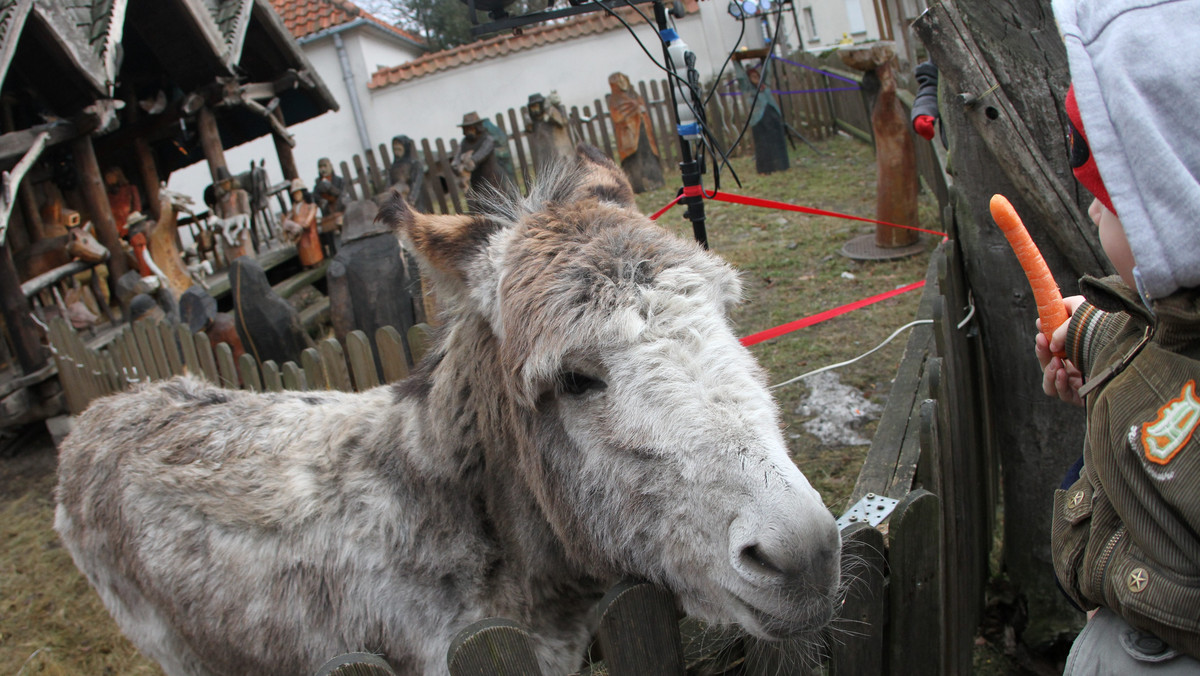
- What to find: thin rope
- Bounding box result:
[769,320,932,390]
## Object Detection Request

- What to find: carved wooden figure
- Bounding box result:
[230,256,313,366]
[327,200,423,367]
[450,112,516,202]
[212,169,254,262]
[281,179,323,267]
[387,136,431,213]
[608,72,664,193]
[104,166,142,238]
[525,93,575,174]
[733,55,790,175]
[313,157,348,219]
[839,42,920,249]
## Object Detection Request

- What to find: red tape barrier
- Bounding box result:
[645,187,944,345]
[739,280,926,346]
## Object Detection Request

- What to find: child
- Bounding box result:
[1036,0,1200,672]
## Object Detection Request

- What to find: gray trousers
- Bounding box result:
[1065,609,1200,675]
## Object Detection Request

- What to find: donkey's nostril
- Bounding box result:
[739,543,785,576]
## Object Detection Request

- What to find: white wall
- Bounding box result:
[166,25,423,206]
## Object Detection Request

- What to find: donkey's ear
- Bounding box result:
[377,191,502,292]
[574,143,637,208]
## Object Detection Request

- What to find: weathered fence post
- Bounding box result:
[446,619,544,676]
[596,580,685,676]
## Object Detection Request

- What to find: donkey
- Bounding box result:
[55,145,842,676]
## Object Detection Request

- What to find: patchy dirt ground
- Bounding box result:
[0,135,1022,674]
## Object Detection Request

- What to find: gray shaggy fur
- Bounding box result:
[55,146,841,676]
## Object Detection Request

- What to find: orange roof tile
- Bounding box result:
[368,4,689,90]
[270,0,423,45]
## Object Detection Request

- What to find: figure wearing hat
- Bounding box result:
[124,211,154,277]
[524,92,576,174]
[281,179,323,267]
[451,112,516,205]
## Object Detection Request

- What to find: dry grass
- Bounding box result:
[1,133,938,674]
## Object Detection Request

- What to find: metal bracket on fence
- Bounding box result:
[837,492,900,530]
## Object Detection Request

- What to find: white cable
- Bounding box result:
[768,319,932,390]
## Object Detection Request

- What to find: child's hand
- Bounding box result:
[1036,295,1086,406]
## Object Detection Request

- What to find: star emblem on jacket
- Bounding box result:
[1141,380,1200,466]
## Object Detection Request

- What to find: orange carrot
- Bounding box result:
[989,194,1069,353]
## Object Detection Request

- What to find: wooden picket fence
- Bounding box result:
[328,54,863,212]
[45,317,432,414]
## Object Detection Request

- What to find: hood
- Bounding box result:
[1052,0,1200,301]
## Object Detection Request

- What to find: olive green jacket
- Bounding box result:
[1053,275,1200,659]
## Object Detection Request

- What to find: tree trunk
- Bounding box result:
[915,0,1106,656]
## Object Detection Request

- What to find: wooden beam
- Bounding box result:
[196,105,228,182]
[73,134,129,285]
[0,121,78,166]
[0,131,48,247]
[913,1,1110,277]
[272,107,299,182]
[134,136,162,217]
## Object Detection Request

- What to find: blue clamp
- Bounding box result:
[677,122,701,137]
[660,28,679,43]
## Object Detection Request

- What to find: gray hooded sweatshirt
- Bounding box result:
[1053,0,1200,303]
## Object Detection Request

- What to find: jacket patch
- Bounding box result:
[1141,380,1200,465]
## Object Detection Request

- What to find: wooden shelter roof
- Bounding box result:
[0,0,338,174]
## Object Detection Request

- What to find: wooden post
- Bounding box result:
[73,134,129,283]
[839,42,919,250]
[133,136,162,219]
[0,240,46,371]
[196,106,228,182]
[271,108,299,181]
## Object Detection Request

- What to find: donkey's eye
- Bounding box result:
[560,372,606,396]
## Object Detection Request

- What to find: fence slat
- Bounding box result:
[239,353,262,392]
[421,138,450,215]
[828,522,886,676]
[641,81,669,165]
[435,138,464,214]
[261,360,283,392]
[132,321,163,381]
[888,487,945,676]
[345,330,380,391]
[48,319,83,414]
[282,360,308,391]
[376,326,410,383]
[177,324,201,378]
[194,331,220,384]
[352,154,371,200]
[157,321,184,376]
[581,104,600,149]
[214,342,238,389]
[596,580,685,676]
[144,320,173,379]
[365,147,384,197]
[339,160,360,202]
[318,338,353,392]
[302,347,325,390]
[447,619,544,676]
[593,98,614,158]
[508,107,532,194]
